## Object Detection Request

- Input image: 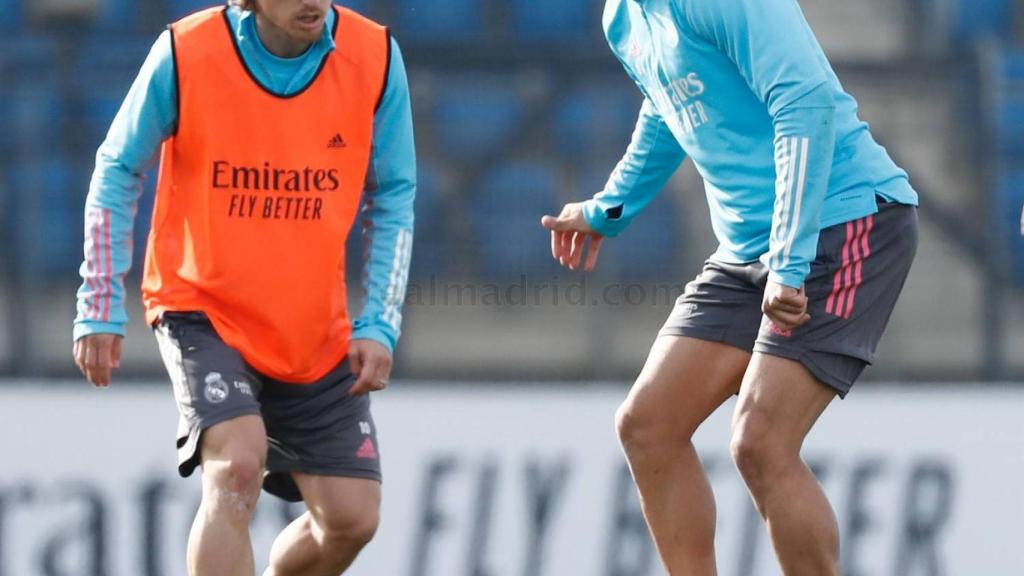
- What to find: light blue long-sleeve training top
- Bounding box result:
[586,0,918,288]
[73,5,416,352]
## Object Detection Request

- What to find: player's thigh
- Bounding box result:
[732,353,836,456]
[619,335,751,441]
[196,415,268,499]
[200,414,268,463]
[294,473,381,538]
[260,360,382,503]
[155,311,267,480]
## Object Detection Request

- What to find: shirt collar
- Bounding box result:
[235,6,336,58]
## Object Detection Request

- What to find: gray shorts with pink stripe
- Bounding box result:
[659,199,918,397]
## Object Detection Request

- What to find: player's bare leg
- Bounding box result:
[189,415,267,576]
[616,336,751,576]
[731,353,839,576]
[265,475,380,576]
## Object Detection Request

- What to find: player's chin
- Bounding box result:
[288,27,321,44]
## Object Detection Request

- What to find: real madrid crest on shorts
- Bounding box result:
[204,372,230,404]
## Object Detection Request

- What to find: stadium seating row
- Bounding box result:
[0,35,676,284]
[1,32,640,159]
[0,1,701,282]
[0,0,599,43]
[0,0,1016,43]
[914,0,1018,42]
[988,47,1024,282]
[2,154,682,282]
[4,0,1008,43]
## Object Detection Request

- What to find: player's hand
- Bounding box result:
[348,339,392,396]
[73,334,123,388]
[762,281,811,332]
[541,202,605,272]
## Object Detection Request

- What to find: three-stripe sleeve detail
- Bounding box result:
[83,208,114,322]
[771,136,810,274]
[381,228,412,331]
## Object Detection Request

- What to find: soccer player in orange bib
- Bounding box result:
[72,1,415,574]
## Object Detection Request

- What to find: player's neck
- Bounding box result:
[254,14,314,58]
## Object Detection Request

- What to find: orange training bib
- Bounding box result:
[142,6,390,383]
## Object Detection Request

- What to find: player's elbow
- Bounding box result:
[772,86,837,142]
[774,83,836,122]
[803,83,835,109]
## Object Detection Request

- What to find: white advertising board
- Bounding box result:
[1,383,1022,575]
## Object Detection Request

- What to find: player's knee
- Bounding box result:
[616,392,693,454]
[202,452,265,513]
[319,507,380,551]
[730,415,785,488]
[614,396,646,450]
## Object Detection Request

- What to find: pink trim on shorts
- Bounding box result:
[826,215,873,319]
[841,215,874,319]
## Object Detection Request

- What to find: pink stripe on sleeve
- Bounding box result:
[102,210,113,322]
[88,212,102,320]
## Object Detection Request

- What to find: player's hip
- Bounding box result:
[660,200,918,396]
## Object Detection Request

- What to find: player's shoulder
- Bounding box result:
[602,0,643,45]
[602,0,631,31]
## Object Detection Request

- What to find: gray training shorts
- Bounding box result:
[660,199,918,397]
[154,312,381,502]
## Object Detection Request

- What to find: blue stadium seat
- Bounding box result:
[0,35,60,80]
[393,0,483,43]
[472,161,563,282]
[575,165,682,281]
[993,49,1024,157]
[167,1,372,20]
[613,192,682,281]
[0,80,63,161]
[72,37,154,149]
[994,170,1024,284]
[74,37,153,91]
[1000,49,1024,82]
[0,37,64,251]
[510,0,596,43]
[69,35,159,260]
[0,0,23,32]
[6,159,82,277]
[995,100,1024,156]
[945,0,1014,42]
[0,177,9,270]
[409,162,450,280]
[336,0,370,15]
[93,0,143,30]
[554,81,642,164]
[167,0,224,21]
[432,80,527,161]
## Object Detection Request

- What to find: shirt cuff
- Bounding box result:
[351,324,397,353]
[582,198,630,238]
[73,321,128,341]
[768,270,806,290]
